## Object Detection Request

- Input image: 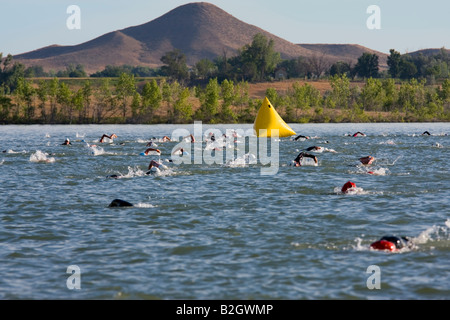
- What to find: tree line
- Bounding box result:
[1,34,449,124]
[1,73,448,124]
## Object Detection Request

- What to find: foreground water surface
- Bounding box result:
[0,123,449,300]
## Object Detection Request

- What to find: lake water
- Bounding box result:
[0,123,449,300]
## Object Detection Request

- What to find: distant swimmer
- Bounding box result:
[341,181,356,193]
[187,134,196,143]
[143,148,161,156]
[99,134,117,143]
[146,159,168,174]
[305,146,323,152]
[371,236,413,252]
[294,135,310,141]
[359,156,375,165]
[172,147,189,156]
[293,152,318,167]
[61,138,71,145]
[162,136,172,142]
[109,199,134,208]
[352,132,366,137]
[207,132,216,142]
[422,131,431,136]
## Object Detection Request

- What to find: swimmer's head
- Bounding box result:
[341,181,356,193]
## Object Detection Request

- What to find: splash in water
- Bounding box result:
[225,153,257,167]
[30,150,55,163]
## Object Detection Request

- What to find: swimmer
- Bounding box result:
[172,147,188,156]
[99,134,117,143]
[305,146,323,152]
[359,156,375,165]
[352,132,366,137]
[162,136,171,142]
[422,131,431,136]
[143,148,161,155]
[61,139,71,145]
[147,159,164,173]
[371,236,413,252]
[294,135,310,141]
[293,152,318,167]
[109,199,134,207]
[183,134,195,143]
[341,181,356,193]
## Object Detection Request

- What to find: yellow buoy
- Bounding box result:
[253,97,296,138]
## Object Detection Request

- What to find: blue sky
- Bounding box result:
[1,0,449,56]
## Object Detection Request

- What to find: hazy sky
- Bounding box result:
[1,0,449,56]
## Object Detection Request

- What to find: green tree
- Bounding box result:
[438,79,450,101]
[0,53,25,92]
[36,80,48,122]
[57,82,73,123]
[197,78,220,123]
[329,61,351,77]
[72,88,84,124]
[399,58,418,79]
[115,73,136,120]
[161,49,189,84]
[130,92,142,121]
[194,58,216,80]
[48,78,59,123]
[162,79,181,122]
[359,78,384,111]
[141,79,162,121]
[15,77,36,122]
[0,93,13,123]
[173,88,193,123]
[291,82,322,118]
[381,78,398,112]
[95,78,115,123]
[56,64,87,78]
[354,53,379,78]
[220,79,237,123]
[278,56,310,78]
[387,49,402,78]
[265,88,279,106]
[78,80,92,123]
[239,33,281,81]
[397,79,427,118]
[329,74,351,109]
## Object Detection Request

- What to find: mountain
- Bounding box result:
[298,44,388,67]
[13,2,388,73]
[404,47,450,58]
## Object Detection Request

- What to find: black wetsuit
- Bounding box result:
[294,152,317,165]
[109,199,133,207]
[380,236,411,250]
[294,135,309,141]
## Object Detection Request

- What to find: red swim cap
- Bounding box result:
[341,181,356,193]
[370,240,396,251]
